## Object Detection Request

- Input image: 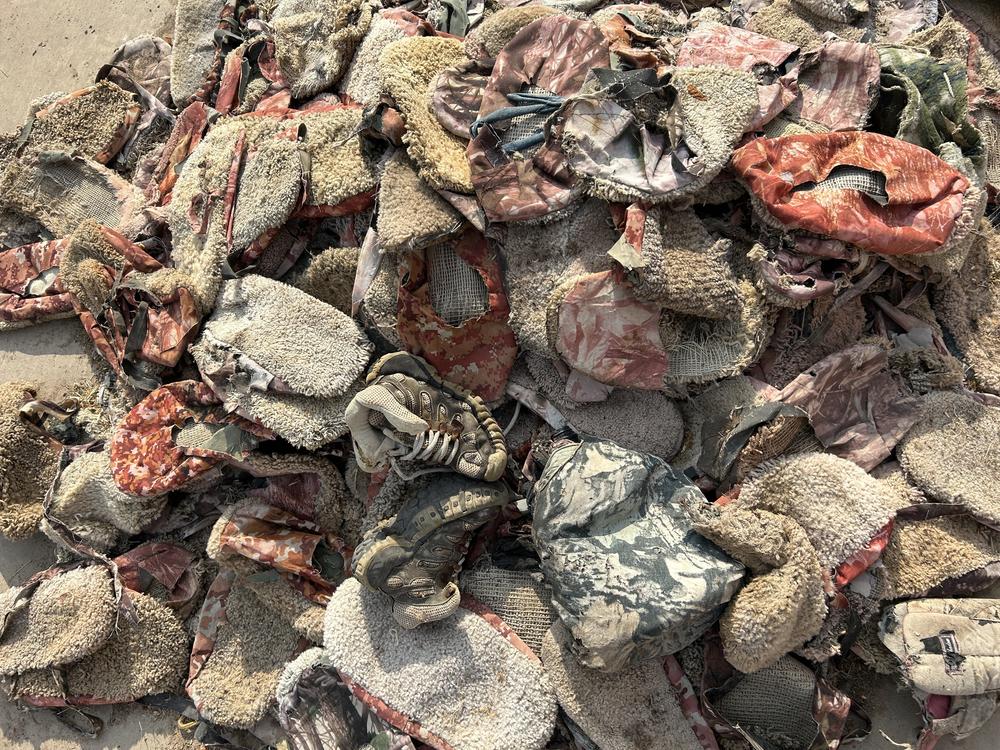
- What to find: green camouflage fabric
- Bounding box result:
[875,46,983,166]
[532,438,744,673]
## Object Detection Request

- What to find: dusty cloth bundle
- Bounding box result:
[380,36,473,194]
[170,0,235,107]
[880,599,1000,696]
[395,229,518,401]
[513,353,686,461]
[0,150,151,239]
[501,197,618,359]
[206,500,343,641]
[0,381,61,539]
[377,150,463,253]
[191,275,374,449]
[22,81,141,163]
[11,589,189,707]
[691,452,894,672]
[322,578,558,750]
[59,219,202,381]
[532,438,744,672]
[541,621,704,750]
[0,566,117,677]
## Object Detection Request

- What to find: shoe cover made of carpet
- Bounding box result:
[352,474,509,628]
[378,151,463,253]
[47,451,168,552]
[187,572,303,729]
[271,0,375,99]
[540,621,703,750]
[467,15,610,222]
[0,151,149,239]
[170,0,233,107]
[346,351,508,481]
[502,197,618,359]
[322,578,557,750]
[460,557,556,658]
[517,354,685,461]
[276,647,376,749]
[0,381,60,539]
[674,24,800,131]
[775,342,921,471]
[396,230,517,402]
[897,390,1000,529]
[167,109,377,310]
[12,590,188,707]
[558,66,757,206]
[881,510,1000,600]
[690,506,826,674]
[627,206,741,320]
[552,269,669,390]
[747,0,865,50]
[339,11,412,108]
[191,275,373,449]
[933,222,1000,395]
[880,599,1000,696]
[23,81,141,164]
[731,131,971,257]
[463,5,558,61]
[59,220,201,370]
[735,452,894,572]
[532,438,744,672]
[0,238,77,331]
[109,380,273,497]
[379,36,472,194]
[207,500,343,606]
[0,566,116,675]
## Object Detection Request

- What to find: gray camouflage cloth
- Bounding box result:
[532,439,745,672]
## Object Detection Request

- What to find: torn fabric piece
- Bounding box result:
[778,343,920,471]
[0,239,75,330]
[555,270,668,390]
[785,38,881,131]
[109,380,273,497]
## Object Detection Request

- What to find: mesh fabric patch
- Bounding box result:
[38,161,123,229]
[799,165,889,204]
[427,243,489,326]
[715,658,818,750]
[499,85,554,156]
[461,562,555,656]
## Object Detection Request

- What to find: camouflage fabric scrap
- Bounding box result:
[532,438,744,672]
[109,380,273,497]
[0,239,76,330]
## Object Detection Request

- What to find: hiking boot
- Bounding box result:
[345,351,508,481]
[353,474,510,627]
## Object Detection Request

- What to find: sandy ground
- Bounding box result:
[0,0,997,748]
